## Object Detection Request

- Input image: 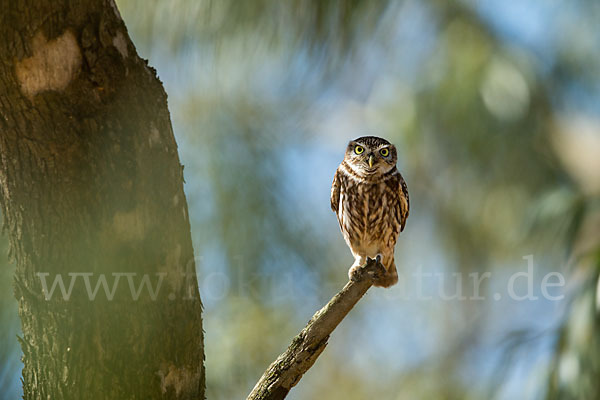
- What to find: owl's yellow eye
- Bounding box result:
[354,145,364,155]
[380,148,389,157]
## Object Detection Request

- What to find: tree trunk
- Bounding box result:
[0,1,205,399]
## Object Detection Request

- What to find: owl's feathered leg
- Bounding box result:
[348,254,367,281]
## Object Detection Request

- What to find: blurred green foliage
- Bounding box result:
[0,238,20,397]
[2,0,600,399]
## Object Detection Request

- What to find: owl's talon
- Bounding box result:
[348,264,362,282]
[367,265,385,282]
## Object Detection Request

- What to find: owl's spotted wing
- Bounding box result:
[330,168,341,213]
[398,173,409,232]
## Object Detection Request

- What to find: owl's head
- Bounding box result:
[344,136,397,178]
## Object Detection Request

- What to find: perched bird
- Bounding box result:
[331,136,409,287]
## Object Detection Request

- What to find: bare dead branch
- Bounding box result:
[247,257,386,400]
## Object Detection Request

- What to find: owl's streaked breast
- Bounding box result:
[336,170,402,253]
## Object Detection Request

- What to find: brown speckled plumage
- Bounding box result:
[331,136,409,287]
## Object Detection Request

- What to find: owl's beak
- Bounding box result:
[368,154,374,168]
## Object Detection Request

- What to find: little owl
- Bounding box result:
[331,136,409,287]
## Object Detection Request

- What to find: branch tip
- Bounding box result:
[247,258,384,400]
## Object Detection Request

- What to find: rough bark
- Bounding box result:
[0,1,205,399]
[247,258,385,400]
